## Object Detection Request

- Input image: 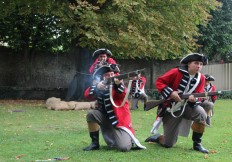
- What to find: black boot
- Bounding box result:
[83,131,100,151]
[145,134,161,143]
[192,132,209,154]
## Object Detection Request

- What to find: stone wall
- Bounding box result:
[0,47,178,99]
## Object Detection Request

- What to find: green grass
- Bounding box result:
[0,100,231,162]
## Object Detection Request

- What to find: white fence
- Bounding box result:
[202,63,232,90]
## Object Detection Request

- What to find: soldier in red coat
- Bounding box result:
[200,74,217,126]
[83,64,146,151]
[145,53,210,154]
[130,73,148,110]
[89,48,117,74]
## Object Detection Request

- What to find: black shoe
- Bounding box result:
[193,143,209,154]
[83,143,100,151]
[145,134,161,143]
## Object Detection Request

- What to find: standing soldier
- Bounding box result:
[130,73,148,110]
[145,53,210,154]
[200,74,217,126]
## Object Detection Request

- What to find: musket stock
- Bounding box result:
[144,91,223,111]
[145,99,166,111]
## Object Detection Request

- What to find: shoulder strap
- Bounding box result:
[109,80,132,108]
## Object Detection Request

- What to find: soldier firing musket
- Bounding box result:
[89,48,118,74]
[83,64,146,151]
[93,65,145,108]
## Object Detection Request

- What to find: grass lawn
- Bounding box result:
[0,99,231,162]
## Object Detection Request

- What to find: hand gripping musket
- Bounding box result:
[148,91,224,134]
[103,68,145,108]
[144,91,223,111]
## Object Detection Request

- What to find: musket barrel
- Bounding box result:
[108,68,145,82]
[180,91,221,99]
[144,91,222,111]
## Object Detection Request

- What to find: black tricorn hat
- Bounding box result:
[180,53,208,65]
[204,74,215,81]
[93,64,120,79]
[92,48,112,60]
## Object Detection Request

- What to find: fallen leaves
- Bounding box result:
[210,150,218,154]
[204,150,218,159]
[204,154,208,159]
[15,154,25,159]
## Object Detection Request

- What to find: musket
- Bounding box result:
[102,68,146,84]
[99,68,145,108]
[144,91,222,111]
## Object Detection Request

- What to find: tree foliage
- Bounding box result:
[0,0,221,60]
[0,0,75,86]
[0,0,73,54]
[198,0,232,62]
[70,0,221,60]
[0,0,222,99]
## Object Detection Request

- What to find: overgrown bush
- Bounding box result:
[217,90,232,99]
[145,89,162,100]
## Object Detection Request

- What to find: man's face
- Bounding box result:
[103,71,114,80]
[205,81,210,87]
[188,61,203,75]
[98,54,107,62]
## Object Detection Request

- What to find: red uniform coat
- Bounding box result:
[131,76,146,95]
[205,83,217,103]
[138,76,146,90]
[156,67,205,106]
[84,83,135,134]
